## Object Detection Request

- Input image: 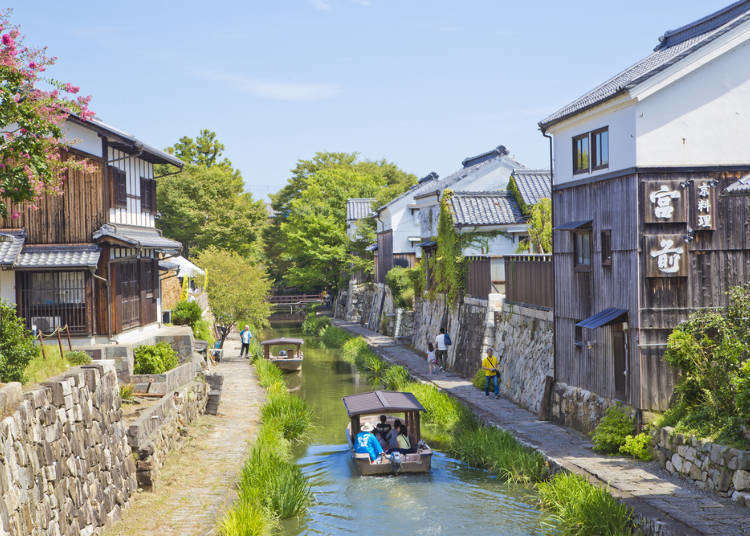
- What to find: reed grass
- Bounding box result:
[537,473,633,536]
[319,325,352,348]
[261,393,313,442]
[218,498,276,536]
[254,358,284,389]
[381,365,411,391]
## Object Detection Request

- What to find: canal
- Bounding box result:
[271,327,559,536]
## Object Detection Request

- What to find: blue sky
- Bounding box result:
[17,1,730,199]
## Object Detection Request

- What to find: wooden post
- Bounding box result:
[38,332,47,361]
[56,328,64,360]
[64,325,72,351]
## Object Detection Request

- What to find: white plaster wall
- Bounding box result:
[62,121,102,157]
[457,162,515,191]
[107,147,155,228]
[550,101,636,186]
[380,194,421,255]
[636,39,750,167]
[0,270,15,305]
[462,233,520,257]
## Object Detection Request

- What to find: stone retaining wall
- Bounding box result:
[128,362,198,396]
[126,377,208,489]
[653,427,750,508]
[494,303,553,414]
[550,381,633,435]
[0,361,136,536]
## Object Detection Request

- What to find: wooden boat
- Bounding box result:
[343,390,433,475]
[260,337,304,372]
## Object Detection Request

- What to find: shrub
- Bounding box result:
[735,360,750,419]
[172,300,202,326]
[472,369,486,389]
[22,346,68,385]
[133,343,179,374]
[119,383,135,401]
[192,319,215,347]
[385,266,416,309]
[64,350,91,366]
[619,432,653,461]
[0,302,38,383]
[302,312,330,336]
[261,393,313,442]
[591,406,635,454]
[319,325,351,348]
[537,472,633,536]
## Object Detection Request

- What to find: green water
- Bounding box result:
[273,327,558,536]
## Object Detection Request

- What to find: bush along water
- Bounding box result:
[328,330,636,534]
[133,343,180,374]
[591,405,635,454]
[219,356,313,536]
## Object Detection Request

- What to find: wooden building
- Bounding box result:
[0,116,183,338]
[539,1,750,411]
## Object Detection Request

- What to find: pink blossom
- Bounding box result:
[64,83,79,94]
[10,211,18,219]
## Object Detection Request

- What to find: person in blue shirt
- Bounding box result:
[354,422,384,462]
[239,325,253,359]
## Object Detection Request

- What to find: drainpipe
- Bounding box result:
[542,127,556,415]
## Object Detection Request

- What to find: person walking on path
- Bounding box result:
[435,327,450,370]
[481,347,500,399]
[239,325,253,359]
[426,342,438,375]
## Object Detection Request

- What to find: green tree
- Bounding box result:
[266,152,415,289]
[518,198,551,254]
[166,129,233,170]
[156,164,266,258]
[195,247,272,348]
[0,302,38,382]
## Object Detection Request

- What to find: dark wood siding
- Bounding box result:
[504,255,553,309]
[0,152,106,244]
[393,252,416,269]
[376,231,393,284]
[464,256,491,299]
[553,174,641,407]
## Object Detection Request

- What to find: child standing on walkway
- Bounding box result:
[427,342,438,375]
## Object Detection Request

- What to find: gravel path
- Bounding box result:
[333,319,749,536]
[106,335,263,536]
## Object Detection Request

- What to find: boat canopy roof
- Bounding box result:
[260,337,304,346]
[342,390,425,417]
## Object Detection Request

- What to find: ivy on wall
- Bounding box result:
[433,190,466,304]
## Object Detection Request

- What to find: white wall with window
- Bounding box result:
[107,147,157,228]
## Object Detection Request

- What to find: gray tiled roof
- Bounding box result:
[346,198,374,221]
[512,169,551,207]
[540,1,750,128]
[16,244,100,269]
[0,230,25,266]
[93,224,181,252]
[726,174,750,195]
[449,191,524,227]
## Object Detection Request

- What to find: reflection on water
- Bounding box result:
[268,327,558,536]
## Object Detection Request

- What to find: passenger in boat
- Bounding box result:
[386,418,402,451]
[354,422,384,461]
[375,414,391,437]
[396,424,414,454]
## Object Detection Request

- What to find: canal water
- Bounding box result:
[273,327,558,536]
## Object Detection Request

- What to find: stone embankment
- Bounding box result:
[0,361,135,536]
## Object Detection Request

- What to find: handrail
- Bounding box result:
[36,324,73,361]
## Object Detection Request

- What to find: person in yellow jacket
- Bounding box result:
[481,347,500,398]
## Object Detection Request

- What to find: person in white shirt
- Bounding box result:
[239,325,253,358]
[435,327,448,370]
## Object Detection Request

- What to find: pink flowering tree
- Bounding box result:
[0,10,93,217]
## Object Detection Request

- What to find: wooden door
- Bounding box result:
[613,325,627,401]
[117,262,140,331]
[139,259,157,325]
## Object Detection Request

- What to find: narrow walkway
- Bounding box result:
[333,319,749,536]
[106,336,263,536]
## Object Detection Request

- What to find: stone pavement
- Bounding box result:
[333,319,749,536]
[106,334,263,536]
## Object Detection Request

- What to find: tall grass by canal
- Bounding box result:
[218,357,313,536]
[330,326,635,536]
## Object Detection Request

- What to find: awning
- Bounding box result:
[408,236,422,242]
[342,390,425,417]
[576,308,628,329]
[15,244,101,270]
[0,230,25,267]
[553,219,592,231]
[260,337,304,346]
[93,224,181,253]
[365,243,378,252]
[158,256,204,278]
[417,240,437,248]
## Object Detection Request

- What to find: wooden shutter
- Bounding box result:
[139,178,157,213]
[109,167,127,208]
[149,179,157,213]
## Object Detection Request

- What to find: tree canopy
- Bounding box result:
[266,152,415,290]
[519,198,551,254]
[156,131,266,258]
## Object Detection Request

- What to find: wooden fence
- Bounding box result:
[464,256,491,299]
[504,254,553,309]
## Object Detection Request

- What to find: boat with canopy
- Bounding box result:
[260,337,304,372]
[343,390,433,475]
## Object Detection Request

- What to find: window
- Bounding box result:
[572,127,608,174]
[110,166,127,208]
[574,231,591,269]
[140,177,157,213]
[573,134,589,174]
[574,323,584,348]
[601,230,612,266]
[592,128,609,169]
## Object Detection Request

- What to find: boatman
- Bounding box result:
[354,422,384,461]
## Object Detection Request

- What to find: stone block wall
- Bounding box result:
[653,427,750,508]
[0,361,136,536]
[493,303,554,414]
[550,381,632,435]
[126,377,208,489]
[128,362,198,396]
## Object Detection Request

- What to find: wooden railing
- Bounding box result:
[269,293,326,305]
[504,254,553,309]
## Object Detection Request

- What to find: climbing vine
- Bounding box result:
[433,190,466,304]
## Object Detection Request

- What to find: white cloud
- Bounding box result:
[198,71,341,102]
[308,0,332,11]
